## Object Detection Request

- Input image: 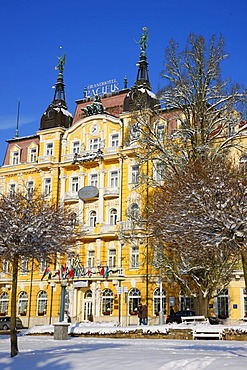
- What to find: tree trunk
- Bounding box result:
[194,291,209,317]
[241,246,247,291]
[10,254,19,357]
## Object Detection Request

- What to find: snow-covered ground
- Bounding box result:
[1,322,247,369]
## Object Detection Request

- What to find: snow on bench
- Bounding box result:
[181,316,207,324]
[193,326,223,340]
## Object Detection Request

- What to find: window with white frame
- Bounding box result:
[12,151,19,165]
[155,161,165,181]
[8,183,16,195]
[20,257,29,275]
[26,180,34,194]
[110,171,118,188]
[87,250,95,268]
[128,288,141,315]
[72,141,80,154]
[30,147,37,162]
[39,259,47,274]
[2,260,10,274]
[71,176,79,193]
[111,133,119,147]
[179,292,194,311]
[89,210,97,227]
[153,288,166,315]
[89,138,101,151]
[131,165,140,184]
[243,288,247,317]
[0,292,9,315]
[43,178,51,195]
[109,208,117,225]
[108,249,116,268]
[217,289,229,319]
[90,173,98,187]
[130,246,139,269]
[130,123,141,140]
[102,289,113,315]
[46,142,53,156]
[18,291,28,316]
[156,124,165,140]
[37,290,47,316]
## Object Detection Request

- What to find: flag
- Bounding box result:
[41,267,50,281]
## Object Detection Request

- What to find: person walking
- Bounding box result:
[141,304,147,325]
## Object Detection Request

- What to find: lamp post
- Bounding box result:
[59,280,67,322]
[159,268,164,325]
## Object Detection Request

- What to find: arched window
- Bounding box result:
[89,211,97,227]
[102,289,113,315]
[18,291,28,316]
[37,290,47,316]
[0,292,9,315]
[109,208,117,225]
[153,288,166,316]
[127,203,140,220]
[128,288,141,315]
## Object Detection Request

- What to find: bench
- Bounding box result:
[193,328,222,340]
[181,316,206,324]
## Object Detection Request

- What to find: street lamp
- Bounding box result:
[159,268,164,325]
[59,280,67,322]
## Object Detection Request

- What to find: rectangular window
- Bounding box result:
[72,141,80,154]
[89,138,100,151]
[111,134,119,147]
[39,259,47,274]
[157,124,165,140]
[20,258,29,275]
[2,260,10,274]
[27,181,34,194]
[130,246,139,268]
[30,148,37,162]
[8,183,16,195]
[131,165,140,184]
[108,249,116,268]
[46,143,53,156]
[90,174,98,187]
[155,162,165,181]
[110,171,118,188]
[87,250,95,268]
[12,151,19,165]
[71,177,79,193]
[44,178,51,195]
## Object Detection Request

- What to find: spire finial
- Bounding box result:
[137,26,149,56]
[52,47,67,108]
[15,98,20,138]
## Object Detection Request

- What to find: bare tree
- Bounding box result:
[148,157,247,315]
[128,34,246,179]
[0,191,79,357]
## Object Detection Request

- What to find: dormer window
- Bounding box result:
[30,147,37,162]
[12,151,19,165]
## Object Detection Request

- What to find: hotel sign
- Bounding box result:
[85,79,119,98]
[78,186,99,200]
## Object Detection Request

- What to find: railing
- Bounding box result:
[38,155,55,163]
[100,224,118,233]
[64,192,79,201]
[119,220,146,231]
[103,187,119,197]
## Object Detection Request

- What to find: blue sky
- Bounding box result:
[0,0,247,163]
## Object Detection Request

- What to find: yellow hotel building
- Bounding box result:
[0,38,247,327]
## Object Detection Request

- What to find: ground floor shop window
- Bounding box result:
[0,292,9,315]
[179,292,194,311]
[128,288,141,315]
[153,288,166,315]
[37,290,47,316]
[18,291,28,316]
[217,289,229,319]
